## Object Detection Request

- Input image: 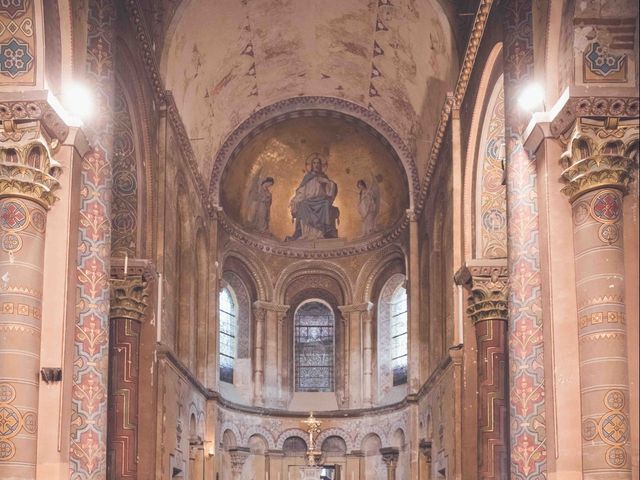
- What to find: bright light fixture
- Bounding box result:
[517,83,545,112]
[62,82,94,121]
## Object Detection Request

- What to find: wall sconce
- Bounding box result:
[41,367,62,384]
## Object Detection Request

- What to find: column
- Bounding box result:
[257,302,288,406]
[560,117,637,478]
[456,260,509,480]
[361,305,374,407]
[380,447,399,480]
[338,303,371,408]
[503,0,547,476]
[107,269,151,479]
[418,439,432,480]
[252,303,266,405]
[407,209,420,392]
[0,122,61,477]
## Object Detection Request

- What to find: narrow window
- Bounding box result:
[294,301,334,392]
[390,286,408,386]
[219,287,236,383]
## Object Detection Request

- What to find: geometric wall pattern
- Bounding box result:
[0,0,36,85]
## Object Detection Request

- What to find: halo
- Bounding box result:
[305,152,328,172]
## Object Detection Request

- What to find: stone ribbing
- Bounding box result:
[561,117,637,478]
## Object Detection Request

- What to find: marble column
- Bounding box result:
[107,267,151,479]
[455,260,509,480]
[361,305,374,407]
[407,209,421,392]
[560,117,637,478]
[252,303,266,405]
[338,302,371,408]
[380,447,399,480]
[0,122,61,477]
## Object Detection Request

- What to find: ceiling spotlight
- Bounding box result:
[517,83,545,112]
[62,82,94,121]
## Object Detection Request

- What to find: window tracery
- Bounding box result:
[219,287,236,383]
[294,300,335,392]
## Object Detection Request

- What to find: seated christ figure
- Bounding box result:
[287,154,339,240]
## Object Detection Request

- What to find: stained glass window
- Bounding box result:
[294,301,334,392]
[390,286,408,386]
[219,287,236,383]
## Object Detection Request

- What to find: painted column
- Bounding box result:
[0,123,61,477]
[456,260,509,480]
[252,303,266,405]
[107,269,150,479]
[502,1,547,477]
[560,117,637,478]
[380,447,399,480]
[71,0,116,477]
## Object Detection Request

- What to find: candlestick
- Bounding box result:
[124,254,128,276]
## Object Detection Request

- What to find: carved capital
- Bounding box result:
[419,439,432,463]
[0,120,62,208]
[110,277,150,322]
[560,117,639,202]
[228,447,250,474]
[380,447,400,468]
[457,260,509,324]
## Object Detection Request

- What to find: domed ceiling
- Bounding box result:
[220,116,409,243]
[161,0,458,184]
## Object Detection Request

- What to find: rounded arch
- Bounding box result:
[208,97,419,209]
[248,434,268,454]
[463,41,504,259]
[241,426,276,450]
[355,424,389,448]
[356,246,406,303]
[274,260,352,305]
[220,248,272,301]
[219,423,242,448]
[276,428,310,450]
[359,432,383,454]
[316,428,354,452]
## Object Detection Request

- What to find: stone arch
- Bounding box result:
[276,428,310,450]
[221,248,272,302]
[360,432,383,454]
[274,260,353,305]
[208,97,419,209]
[355,424,389,448]
[356,246,406,303]
[219,423,242,448]
[316,428,354,452]
[248,434,268,454]
[462,41,503,259]
[241,426,276,449]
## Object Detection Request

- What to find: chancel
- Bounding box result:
[0,1,637,480]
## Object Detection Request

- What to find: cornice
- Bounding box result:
[218,210,409,259]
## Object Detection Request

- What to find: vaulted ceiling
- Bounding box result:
[154,0,459,184]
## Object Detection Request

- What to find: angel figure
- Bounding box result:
[247,175,275,234]
[357,175,380,236]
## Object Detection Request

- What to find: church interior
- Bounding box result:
[0,0,638,479]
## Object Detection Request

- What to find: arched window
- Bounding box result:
[219,287,236,383]
[294,300,335,392]
[390,285,408,386]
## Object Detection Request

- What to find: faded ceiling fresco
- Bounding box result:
[162,0,457,181]
[220,116,409,242]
